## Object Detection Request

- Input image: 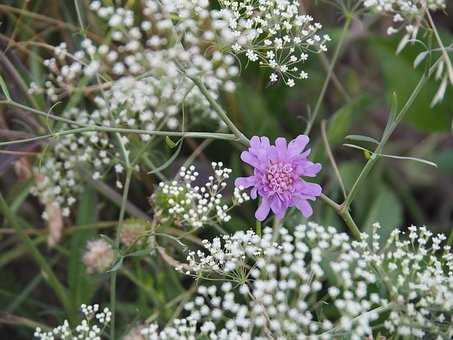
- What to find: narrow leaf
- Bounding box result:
[68,188,98,311]
[165,136,179,149]
[342,143,373,153]
[107,256,124,273]
[125,249,151,258]
[380,154,438,168]
[0,74,11,100]
[345,135,379,144]
[388,91,398,124]
[413,51,428,68]
[430,77,448,107]
[396,34,410,54]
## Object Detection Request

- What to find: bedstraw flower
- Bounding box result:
[235,135,321,221]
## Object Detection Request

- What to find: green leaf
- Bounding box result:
[413,51,429,68]
[371,35,453,132]
[342,143,373,154]
[379,153,438,168]
[68,188,98,311]
[107,256,124,273]
[0,74,11,100]
[125,249,151,258]
[99,234,114,246]
[165,136,179,149]
[345,134,380,144]
[396,34,410,54]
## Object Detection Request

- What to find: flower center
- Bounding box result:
[265,162,294,193]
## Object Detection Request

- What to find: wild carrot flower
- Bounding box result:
[235,136,321,221]
[153,162,250,229]
[34,304,111,340]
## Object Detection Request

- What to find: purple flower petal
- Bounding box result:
[288,135,309,157]
[275,137,288,159]
[255,198,271,221]
[270,197,286,219]
[294,198,314,217]
[235,176,256,189]
[300,182,322,197]
[298,162,322,177]
[240,151,260,168]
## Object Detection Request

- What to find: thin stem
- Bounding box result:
[318,52,351,102]
[0,100,84,127]
[272,218,281,241]
[342,73,429,211]
[74,0,86,36]
[256,221,262,237]
[319,194,361,239]
[320,193,341,211]
[425,8,453,84]
[189,77,249,146]
[321,120,347,199]
[304,16,352,135]
[339,209,362,240]
[0,126,239,147]
[110,166,132,340]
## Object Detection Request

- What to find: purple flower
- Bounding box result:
[235,135,322,221]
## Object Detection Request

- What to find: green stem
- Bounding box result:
[110,166,132,340]
[0,193,73,321]
[319,194,361,239]
[321,120,347,199]
[0,100,84,127]
[189,77,249,146]
[320,193,341,211]
[342,73,428,211]
[425,8,453,84]
[0,126,239,147]
[304,16,352,135]
[256,221,262,236]
[448,228,453,246]
[338,209,362,240]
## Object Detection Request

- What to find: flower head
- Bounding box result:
[235,135,321,221]
[82,239,115,274]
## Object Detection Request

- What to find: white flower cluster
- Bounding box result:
[219,0,330,87]
[34,304,111,340]
[29,0,243,215]
[31,0,239,129]
[30,108,117,218]
[354,223,453,338]
[153,162,250,229]
[363,0,446,37]
[142,223,452,339]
